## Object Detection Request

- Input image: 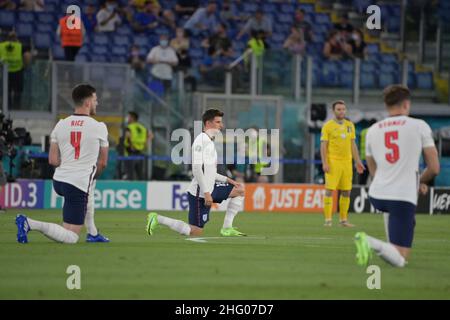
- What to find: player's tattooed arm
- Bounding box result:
[48,142,61,167]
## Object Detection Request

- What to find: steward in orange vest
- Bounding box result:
[57,15,85,61]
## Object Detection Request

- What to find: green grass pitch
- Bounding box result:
[1,209,450,299]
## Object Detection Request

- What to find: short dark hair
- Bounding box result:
[202,108,224,125]
[383,85,411,107]
[72,84,96,106]
[128,111,139,121]
[332,100,346,110]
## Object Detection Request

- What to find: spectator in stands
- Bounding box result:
[97,0,122,33]
[57,11,85,61]
[130,2,159,33]
[199,47,226,86]
[184,1,218,37]
[0,32,26,109]
[83,4,98,33]
[202,23,233,58]
[346,28,367,59]
[175,0,200,19]
[323,30,345,60]
[19,0,44,11]
[170,28,197,91]
[170,27,190,53]
[150,2,176,31]
[292,9,313,43]
[129,45,146,74]
[220,0,247,29]
[146,34,179,92]
[237,9,272,45]
[283,26,305,55]
[334,13,354,42]
[0,0,17,10]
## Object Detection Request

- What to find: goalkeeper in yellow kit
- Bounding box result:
[320,101,365,227]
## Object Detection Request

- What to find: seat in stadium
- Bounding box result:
[280,3,295,14]
[315,14,331,25]
[407,72,417,89]
[92,34,109,46]
[242,2,258,14]
[378,72,399,88]
[380,54,397,64]
[361,60,377,73]
[116,25,133,37]
[262,3,277,13]
[379,62,399,73]
[360,72,377,88]
[113,35,131,47]
[52,44,65,60]
[111,45,128,57]
[36,13,55,24]
[34,33,52,50]
[321,61,340,87]
[340,72,354,88]
[277,14,293,24]
[18,11,34,23]
[416,72,433,90]
[16,23,33,38]
[0,11,15,28]
[75,53,90,63]
[92,45,109,55]
[299,3,315,13]
[36,23,54,33]
[340,60,354,73]
[366,43,379,55]
[188,48,204,59]
[133,35,150,47]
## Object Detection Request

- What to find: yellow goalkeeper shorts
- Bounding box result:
[325,159,353,191]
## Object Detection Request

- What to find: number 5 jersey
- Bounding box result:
[365,115,435,205]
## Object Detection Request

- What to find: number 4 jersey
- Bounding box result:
[51,115,109,193]
[365,115,435,205]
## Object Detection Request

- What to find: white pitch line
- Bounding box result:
[186,236,268,243]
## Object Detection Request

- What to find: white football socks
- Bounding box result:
[27,218,79,244]
[85,182,98,236]
[367,235,406,267]
[223,196,244,229]
[157,215,191,236]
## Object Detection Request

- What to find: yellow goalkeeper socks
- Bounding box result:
[324,196,333,221]
[339,196,350,222]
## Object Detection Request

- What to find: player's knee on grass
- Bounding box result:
[63,223,83,235]
[230,186,245,198]
[393,245,410,259]
[190,225,203,236]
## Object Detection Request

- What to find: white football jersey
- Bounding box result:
[366,115,435,205]
[187,132,218,197]
[51,115,109,193]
